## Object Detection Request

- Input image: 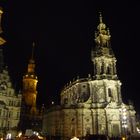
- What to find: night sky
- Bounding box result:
[1,1,140,112]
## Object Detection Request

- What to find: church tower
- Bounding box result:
[22,42,38,114]
[91,13,123,105]
[91,13,117,80]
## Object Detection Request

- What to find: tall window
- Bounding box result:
[107,67,110,74]
[108,88,112,97]
[101,62,104,74]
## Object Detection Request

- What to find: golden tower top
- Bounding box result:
[27,42,36,74]
[95,12,111,48]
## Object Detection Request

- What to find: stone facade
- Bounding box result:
[0,68,22,138]
[42,14,139,139]
[0,7,22,138]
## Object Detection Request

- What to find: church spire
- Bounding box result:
[91,13,117,80]
[95,12,111,48]
[99,12,103,23]
[29,42,35,63]
[31,42,35,60]
[27,42,36,74]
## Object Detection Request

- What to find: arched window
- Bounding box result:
[107,66,110,74]
[101,63,104,74]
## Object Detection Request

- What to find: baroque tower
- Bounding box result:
[22,42,38,114]
[20,43,41,132]
[91,13,122,107]
[92,13,117,80]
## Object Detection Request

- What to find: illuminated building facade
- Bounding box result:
[20,43,43,133]
[0,7,22,138]
[43,14,140,139]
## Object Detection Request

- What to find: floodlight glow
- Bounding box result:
[18,132,22,137]
[70,136,79,140]
[123,116,127,120]
[36,132,39,136]
[6,133,11,140]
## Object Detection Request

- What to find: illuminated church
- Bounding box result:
[42,14,140,139]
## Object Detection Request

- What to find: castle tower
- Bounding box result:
[19,43,41,132]
[22,42,38,114]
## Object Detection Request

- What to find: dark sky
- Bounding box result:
[1,1,140,112]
